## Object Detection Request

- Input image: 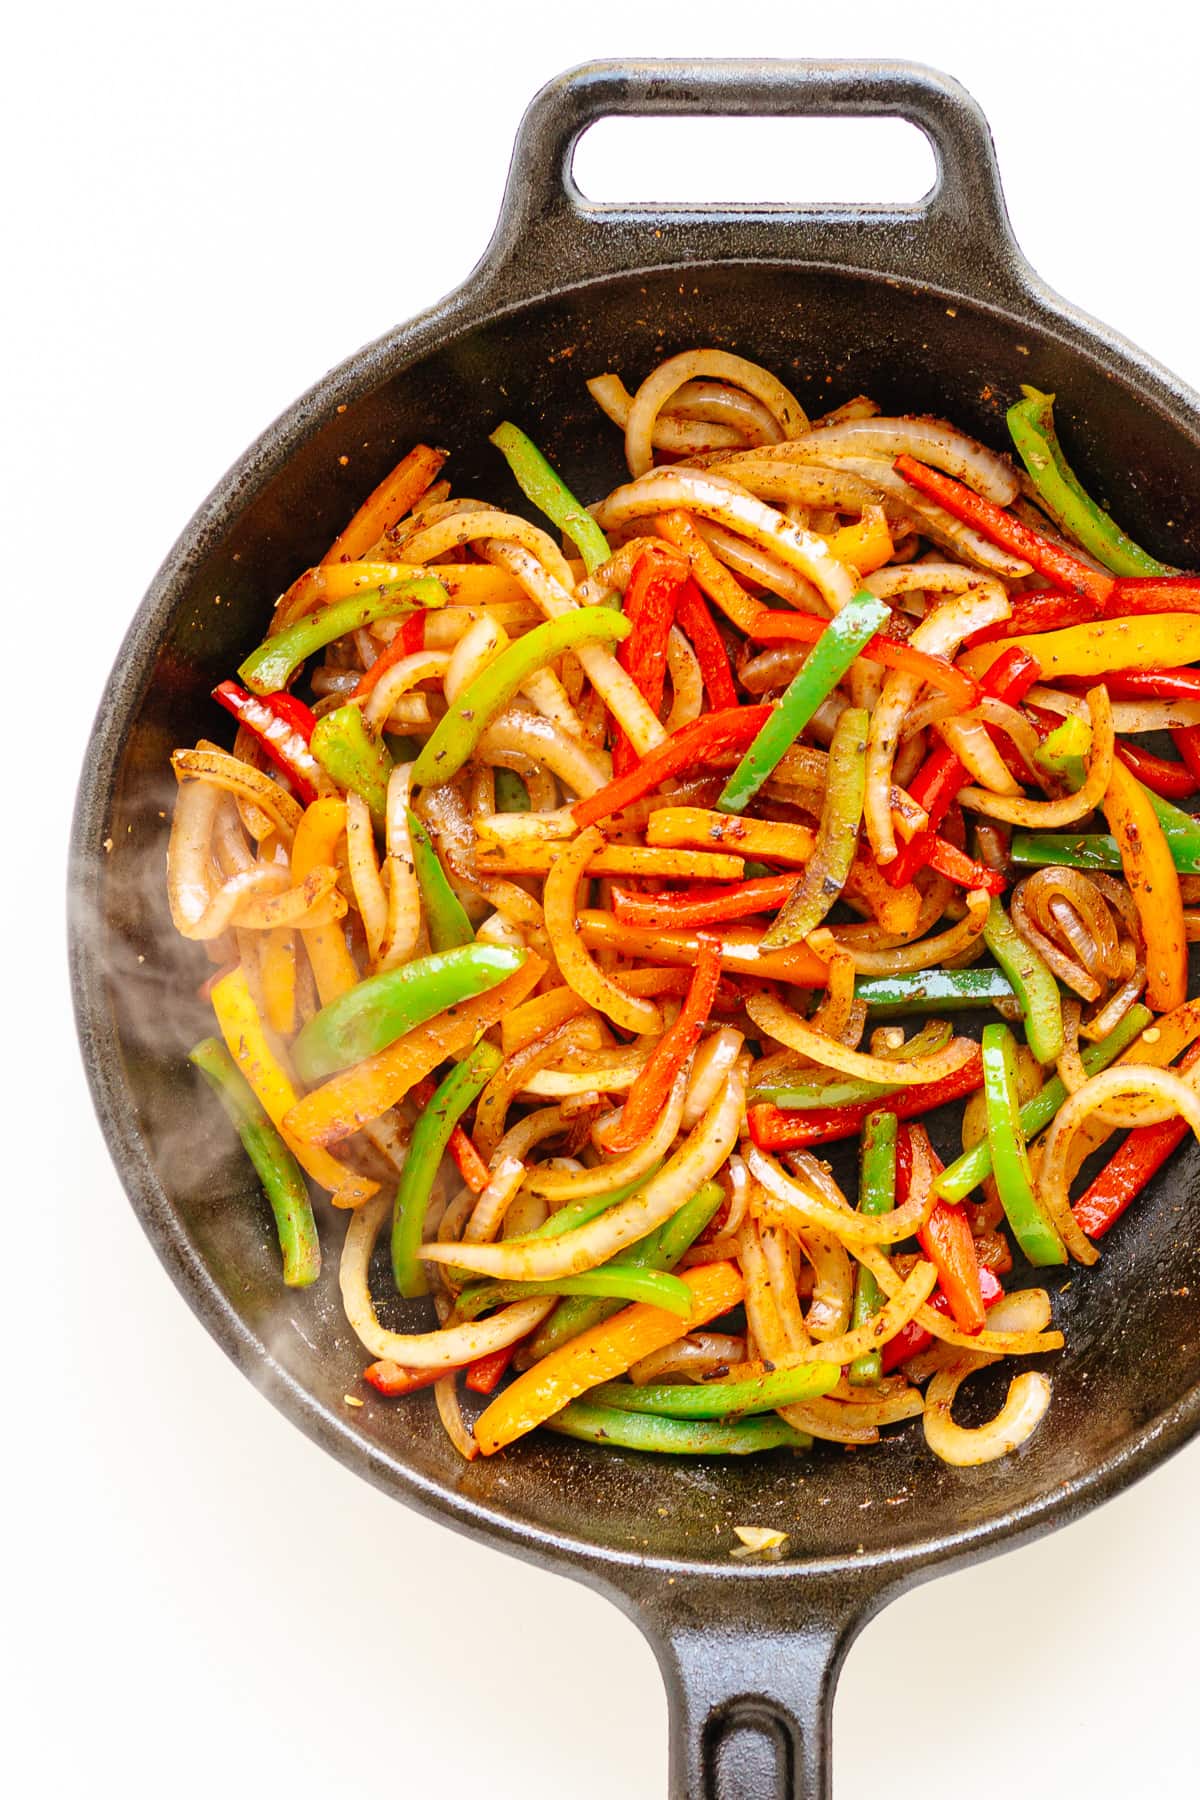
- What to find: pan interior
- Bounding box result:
[81,259,1200,1573]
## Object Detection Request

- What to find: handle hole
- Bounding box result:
[572,114,937,207]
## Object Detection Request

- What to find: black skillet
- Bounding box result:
[70,59,1200,1798]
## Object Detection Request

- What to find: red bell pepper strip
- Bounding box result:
[908,1124,986,1334]
[892,455,1115,603]
[885,646,1041,889]
[572,705,772,829]
[674,579,739,709]
[966,579,1200,648]
[352,614,426,699]
[612,548,686,776]
[747,1050,985,1149]
[363,1361,449,1396]
[411,1075,492,1194]
[745,605,979,709]
[212,680,322,804]
[1113,741,1199,800]
[464,1345,517,1394]
[1173,726,1200,784]
[880,1268,1004,1373]
[611,873,800,929]
[922,834,1007,895]
[604,938,723,1152]
[1056,666,1200,702]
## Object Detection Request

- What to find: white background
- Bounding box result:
[7,1,1200,1794]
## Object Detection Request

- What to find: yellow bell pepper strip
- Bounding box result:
[290,798,359,1005]
[284,953,546,1146]
[1101,755,1188,1012]
[473,1259,744,1454]
[544,1402,813,1455]
[489,422,612,575]
[408,810,474,950]
[305,561,529,607]
[981,894,1064,1066]
[759,705,869,947]
[391,1040,503,1297]
[717,592,890,813]
[455,1265,696,1322]
[589,1361,839,1418]
[1007,387,1167,578]
[848,1110,899,1385]
[259,927,297,1037]
[189,1036,320,1287]
[933,1003,1152,1201]
[241,576,448,694]
[525,1180,725,1362]
[821,507,893,575]
[411,607,630,788]
[980,1023,1067,1265]
[209,966,378,1205]
[311,704,393,830]
[961,614,1200,685]
[293,944,525,1084]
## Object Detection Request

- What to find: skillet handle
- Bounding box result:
[475,58,1029,307]
[633,1575,888,1800]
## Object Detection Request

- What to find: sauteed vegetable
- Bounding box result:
[168,353,1200,1468]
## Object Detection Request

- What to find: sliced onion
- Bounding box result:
[664,627,704,731]
[526,1063,687,1197]
[463,1155,528,1245]
[792,1223,853,1340]
[772,415,1019,505]
[738,1215,793,1365]
[682,1027,744,1128]
[345,789,388,965]
[779,1387,925,1444]
[377,764,421,970]
[340,1193,553,1367]
[745,990,976,1086]
[923,1361,1051,1466]
[760,1220,812,1353]
[628,1332,749,1384]
[363,650,452,731]
[445,612,508,701]
[960,687,1115,827]
[419,1059,745,1281]
[864,586,1011,862]
[172,747,303,845]
[401,507,576,590]
[622,349,808,476]
[749,1144,938,1248]
[691,518,827,611]
[1027,685,1200,733]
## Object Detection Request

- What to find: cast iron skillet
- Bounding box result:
[70,58,1200,1799]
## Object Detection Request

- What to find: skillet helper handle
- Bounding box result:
[478,57,1028,306]
[636,1579,883,1800]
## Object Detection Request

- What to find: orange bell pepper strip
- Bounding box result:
[284,955,546,1146]
[603,938,723,1152]
[259,926,297,1037]
[474,1259,744,1454]
[291,798,360,1006]
[272,445,448,630]
[578,910,830,987]
[500,970,685,1054]
[410,1075,492,1194]
[1101,756,1188,1011]
[745,606,979,709]
[209,967,378,1206]
[654,510,765,632]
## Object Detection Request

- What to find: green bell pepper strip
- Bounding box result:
[979,1023,1067,1266]
[494,767,531,811]
[717,590,891,813]
[545,1400,813,1455]
[293,943,523,1084]
[934,1002,1152,1201]
[526,1180,725,1361]
[514,1164,663,1242]
[590,1362,840,1418]
[238,577,448,695]
[1010,829,1200,875]
[189,1037,320,1288]
[411,607,630,788]
[853,967,1018,1015]
[455,1265,695,1322]
[391,1039,504,1298]
[982,894,1064,1066]
[311,704,393,830]
[384,733,422,763]
[759,704,869,947]
[848,1111,898,1384]
[489,422,612,576]
[752,1074,902,1112]
[1007,386,1166,578]
[407,809,474,951]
